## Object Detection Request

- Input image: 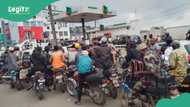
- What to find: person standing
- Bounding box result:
[92,37,114,77]
[169,42,188,84]
[122,41,140,68]
[5,47,18,73]
[143,35,148,45]
[186,30,190,40]
[164,36,173,65]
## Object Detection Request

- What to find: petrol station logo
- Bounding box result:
[8,6,30,15]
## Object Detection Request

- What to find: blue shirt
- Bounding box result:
[77,55,92,74]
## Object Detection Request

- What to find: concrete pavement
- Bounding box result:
[0,84,120,107]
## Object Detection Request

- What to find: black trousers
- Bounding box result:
[76,72,92,102]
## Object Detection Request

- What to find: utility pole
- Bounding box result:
[48,5,57,46]
[81,18,86,40]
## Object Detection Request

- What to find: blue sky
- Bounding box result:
[53,0,190,30]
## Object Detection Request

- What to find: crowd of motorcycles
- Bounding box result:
[0,50,190,107]
[0,52,121,106]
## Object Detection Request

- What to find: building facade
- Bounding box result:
[43,22,70,41]
[87,23,131,40]
[0,16,71,43]
[0,19,19,43]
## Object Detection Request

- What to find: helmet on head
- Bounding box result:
[74,43,81,49]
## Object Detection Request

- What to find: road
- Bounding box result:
[0,84,121,107]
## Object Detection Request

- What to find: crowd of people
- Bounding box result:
[122,33,190,107]
[0,37,117,105]
[0,33,189,106]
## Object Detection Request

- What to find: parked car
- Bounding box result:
[154,42,166,51]
[155,40,190,65]
[178,40,190,64]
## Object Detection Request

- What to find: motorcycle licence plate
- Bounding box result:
[56,75,63,80]
[38,79,45,83]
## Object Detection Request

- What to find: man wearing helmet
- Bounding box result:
[74,43,81,49]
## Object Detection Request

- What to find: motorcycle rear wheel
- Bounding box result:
[17,81,24,91]
[37,89,44,100]
[90,87,106,105]
[60,82,66,93]
[10,81,15,89]
[66,78,77,96]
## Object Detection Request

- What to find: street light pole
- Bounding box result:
[48,5,57,46]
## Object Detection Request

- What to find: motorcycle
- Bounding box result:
[66,65,78,96]
[66,65,106,105]
[17,60,31,90]
[101,67,120,99]
[28,71,46,100]
[80,78,106,106]
[17,67,30,90]
[9,70,19,88]
[35,71,46,100]
[120,75,155,107]
[53,68,66,93]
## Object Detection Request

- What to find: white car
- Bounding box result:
[154,40,190,64]
[178,40,190,64]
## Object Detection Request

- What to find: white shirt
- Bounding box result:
[164,46,173,65]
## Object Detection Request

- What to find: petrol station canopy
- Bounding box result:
[53,6,116,23]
